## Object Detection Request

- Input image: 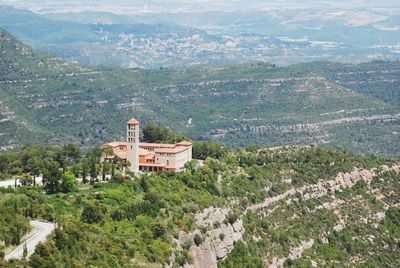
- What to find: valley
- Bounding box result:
[0,2,399,268]
[0,27,399,156]
[0,5,399,68]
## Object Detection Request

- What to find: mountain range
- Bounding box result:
[0,27,399,155]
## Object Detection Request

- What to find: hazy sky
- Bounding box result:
[1,0,400,14]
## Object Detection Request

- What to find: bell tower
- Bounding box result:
[126,118,140,173]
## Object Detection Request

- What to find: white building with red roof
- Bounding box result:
[102,118,193,173]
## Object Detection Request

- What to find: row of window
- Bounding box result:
[128,137,136,143]
[158,153,173,156]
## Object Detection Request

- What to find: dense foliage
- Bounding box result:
[0,143,398,267]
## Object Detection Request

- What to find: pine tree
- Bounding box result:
[102,164,106,181]
[82,160,88,184]
[90,158,97,179]
[140,177,149,192]
[23,243,28,258]
[111,163,115,179]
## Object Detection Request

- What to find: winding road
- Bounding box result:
[5,220,56,261]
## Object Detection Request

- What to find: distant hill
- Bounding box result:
[1,6,399,68]
[0,28,399,155]
[0,27,84,80]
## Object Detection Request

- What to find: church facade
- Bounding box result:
[102,118,193,173]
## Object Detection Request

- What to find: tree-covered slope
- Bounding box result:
[289,61,400,106]
[0,145,398,267]
[0,28,86,80]
[0,28,399,155]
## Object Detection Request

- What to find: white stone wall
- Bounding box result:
[155,152,176,169]
[175,149,190,172]
[154,147,192,172]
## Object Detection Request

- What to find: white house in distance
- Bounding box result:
[102,118,193,173]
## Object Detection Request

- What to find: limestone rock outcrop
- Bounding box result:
[181,207,244,268]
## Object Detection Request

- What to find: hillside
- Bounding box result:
[0,145,399,267]
[0,28,399,155]
[1,6,400,68]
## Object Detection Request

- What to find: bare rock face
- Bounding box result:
[188,236,218,268]
[182,207,244,268]
[209,218,244,259]
[180,164,400,268]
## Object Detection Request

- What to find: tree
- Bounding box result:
[81,159,88,184]
[90,157,97,181]
[54,151,67,173]
[140,177,149,192]
[101,163,107,181]
[110,173,124,184]
[23,242,28,258]
[194,234,203,246]
[42,160,62,193]
[20,173,33,186]
[101,146,114,159]
[29,242,55,268]
[62,144,81,164]
[193,141,226,160]
[142,124,187,143]
[69,163,81,178]
[60,172,77,193]
[111,163,115,178]
[81,202,105,224]
[151,222,166,238]
[26,157,42,186]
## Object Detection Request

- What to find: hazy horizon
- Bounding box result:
[1,0,400,14]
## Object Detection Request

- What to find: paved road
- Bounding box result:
[0,176,43,188]
[5,220,56,260]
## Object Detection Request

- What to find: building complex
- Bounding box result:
[102,118,193,173]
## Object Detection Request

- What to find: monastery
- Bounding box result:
[102,118,193,173]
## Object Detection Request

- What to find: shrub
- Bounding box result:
[219,233,225,241]
[151,221,166,238]
[183,239,192,250]
[194,234,203,246]
[225,211,239,225]
[81,202,105,224]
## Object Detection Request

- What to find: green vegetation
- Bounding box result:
[0,141,398,267]
[0,28,399,156]
[0,147,224,266]
[0,200,30,248]
[142,124,187,144]
[0,27,399,267]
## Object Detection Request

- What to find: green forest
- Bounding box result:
[0,131,399,267]
[0,28,399,156]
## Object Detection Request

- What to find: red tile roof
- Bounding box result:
[104,142,127,148]
[177,141,193,146]
[103,140,190,158]
[154,146,190,154]
[139,143,176,148]
[127,118,140,125]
